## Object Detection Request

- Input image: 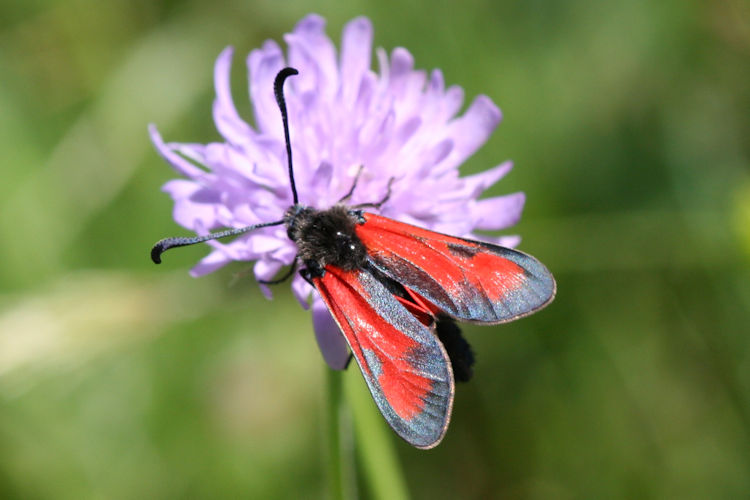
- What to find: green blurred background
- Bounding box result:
[2,0,749,498]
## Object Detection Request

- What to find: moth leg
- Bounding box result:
[352,177,395,210]
[258,256,298,285]
[299,268,313,287]
[300,260,324,286]
[343,353,353,370]
[338,165,365,203]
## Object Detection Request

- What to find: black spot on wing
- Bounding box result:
[366,257,458,315]
[446,242,479,259]
[471,240,537,279]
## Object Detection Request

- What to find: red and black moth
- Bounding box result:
[151,68,556,449]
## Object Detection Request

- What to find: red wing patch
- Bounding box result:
[356,213,556,324]
[313,266,454,449]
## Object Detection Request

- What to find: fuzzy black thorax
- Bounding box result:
[284,204,368,274]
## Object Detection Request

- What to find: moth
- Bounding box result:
[152,68,556,449]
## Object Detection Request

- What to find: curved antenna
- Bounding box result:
[151,219,285,264]
[274,67,300,204]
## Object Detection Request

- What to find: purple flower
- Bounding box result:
[150,14,525,370]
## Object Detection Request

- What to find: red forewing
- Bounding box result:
[355,213,556,324]
[313,266,454,449]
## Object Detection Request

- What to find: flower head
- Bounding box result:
[150,14,525,369]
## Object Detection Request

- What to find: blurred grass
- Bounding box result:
[1,0,749,498]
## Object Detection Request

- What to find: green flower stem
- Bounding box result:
[345,370,410,500]
[327,368,345,500]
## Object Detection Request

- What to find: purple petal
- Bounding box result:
[162,180,220,230]
[421,69,462,126]
[162,178,203,199]
[258,283,273,300]
[270,240,298,263]
[386,48,416,99]
[442,85,465,119]
[254,258,283,281]
[189,250,232,277]
[204,238,250,261]
[340,17,373,107]
[248,40,286,136]
[188,187,222,204]
[285,14,338,100]
[472,192,525,230]
[426,69,445,97]
[213,47,255,145]
[461,161,513,198]
[436,95,502,175]
[245,234,284,254]
[291,275,312,309]
[149,125,207,178]
[309,161,333,193]
[350,70,377,127]
[312,296,350,370]
[423,139,453,168]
